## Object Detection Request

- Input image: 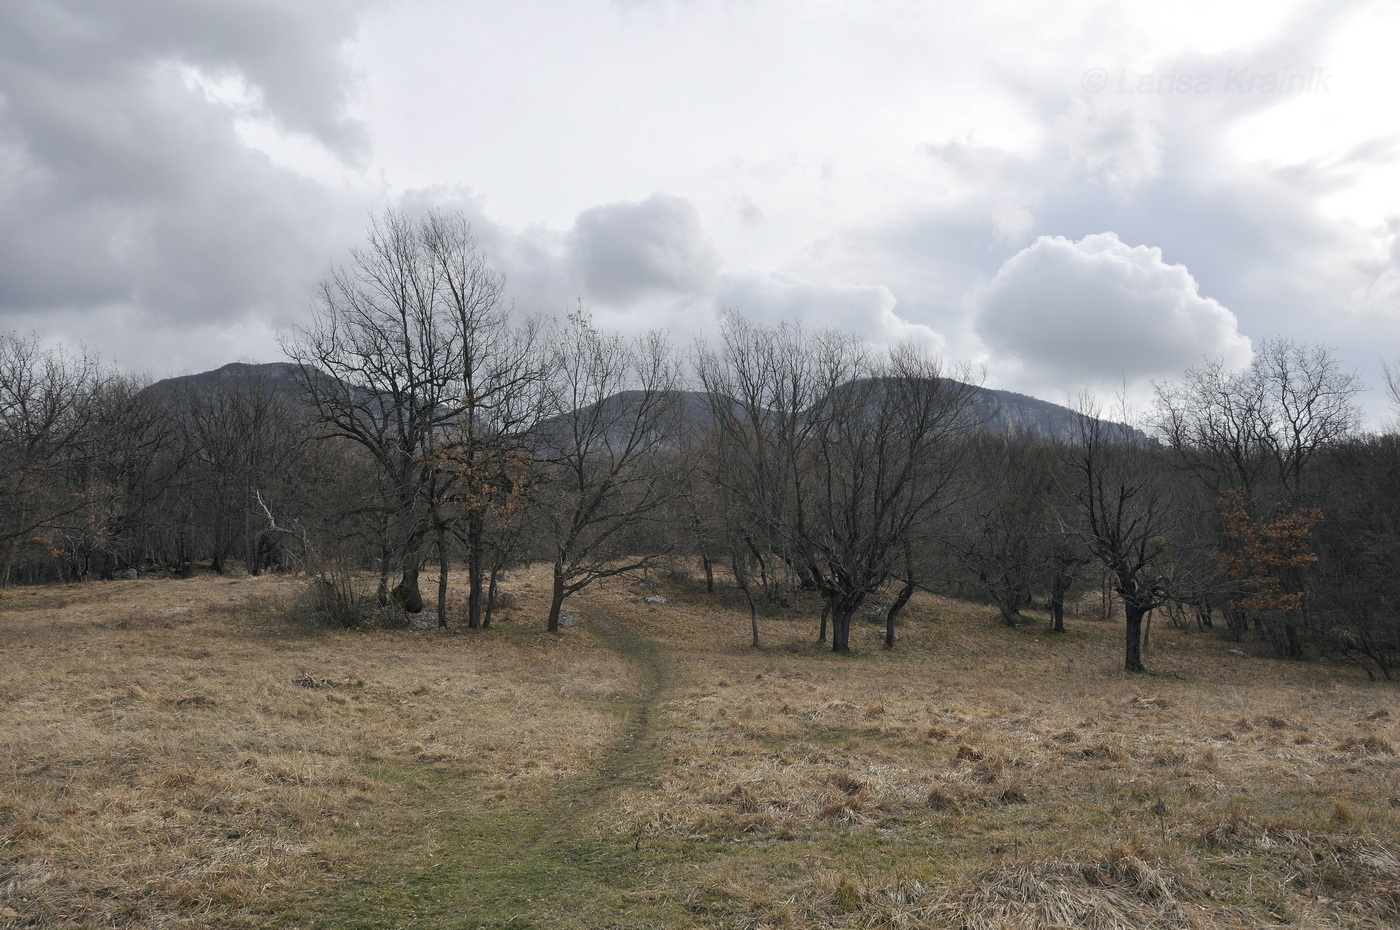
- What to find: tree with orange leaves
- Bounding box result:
[1211,488,1322,655]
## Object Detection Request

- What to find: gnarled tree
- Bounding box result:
[698,317,975,653]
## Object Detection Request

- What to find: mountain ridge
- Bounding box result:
[146,363,1146,443]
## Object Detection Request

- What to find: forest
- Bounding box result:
[3,208,1398,680]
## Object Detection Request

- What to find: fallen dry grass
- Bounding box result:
[0,568,631,929]
[1,563,1398,929]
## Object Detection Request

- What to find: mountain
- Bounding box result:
[144,362,308,401]
[963,383,1147,443]
[147,364,1145,445]
[786,376,1147,444]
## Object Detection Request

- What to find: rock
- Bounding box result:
[120,568,138,580]
[644,595,668,605]
[558,612,578,628]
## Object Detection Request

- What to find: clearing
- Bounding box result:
[1,565,1398,929]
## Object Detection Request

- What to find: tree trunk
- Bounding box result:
[376,543,391,608]
[997,604,1023,626]
[547,560,566,632]
[436,527,450,628]
[483,567,498,629]
[244,505,256,576]
[885,577,913,649]
[731,550,759,647]
[1048,570,1071,632]
[830,593,863,654]
[465,512,485,630]
[394,566,424,613]
[2,536,18,587]
[702,553,715,593]
[1283,618,1304,659]
[1124,601,1147,673]
[832,607,854,654]
[749,591,760,648]
[1226,606,1248,641]
[819,601,829,645]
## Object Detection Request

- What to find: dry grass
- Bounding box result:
[2,564,1398,929]
[591,569,1400,929]
[0,568,631,928]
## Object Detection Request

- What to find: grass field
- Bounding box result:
[1,565,1397,929]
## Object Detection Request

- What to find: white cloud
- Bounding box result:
[972,232,1252,395]
[719,273,946,355]
[4,0,1397,429]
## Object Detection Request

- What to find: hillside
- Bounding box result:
[144,361,307,398]
[1,566,1396,929]
[146,362,1145,445]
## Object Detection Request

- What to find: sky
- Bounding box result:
[2,0,1398,423]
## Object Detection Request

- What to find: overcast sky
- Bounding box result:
[2,0,1397,422]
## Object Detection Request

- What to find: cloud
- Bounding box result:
[568,193,721,304]
[719,273,946,355]
[0,0,365,374]
[394,187,951,354]
[971,232,1251,393]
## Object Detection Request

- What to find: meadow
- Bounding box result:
[1,566,1397,929]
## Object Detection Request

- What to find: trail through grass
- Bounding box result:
[274,611,683,930]
[6,571,1398,929]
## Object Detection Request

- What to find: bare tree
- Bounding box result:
[1154,339,1362,654]
[1067,399,1178,672]
[62,373,182,580]
[942,433,1090,632]
[696,316,828,646]
[1154,339,1361,504]
[698,318,975,653]
[0,334,107,585]
[534,312,682,632]
[420,210,545,629]
[282,209,465,620]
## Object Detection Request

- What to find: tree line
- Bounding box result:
[3,209,1397,678]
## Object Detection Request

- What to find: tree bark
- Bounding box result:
[885,576,913,649]
[832,607,853,654]
[465,511,485,630]
[436,527,450,628]
[1049,595,1065,633]
[830,594,862,654]
[731,550,759,647]
[394,565,424,614]
[1124,601,1147,672]
[547,560,566,632]
[483,567,498,629]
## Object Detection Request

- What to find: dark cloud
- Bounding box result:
[568,193,721,304]
[0,0,365,372]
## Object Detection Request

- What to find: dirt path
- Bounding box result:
[518,610,675,851]
[352,607,681,929]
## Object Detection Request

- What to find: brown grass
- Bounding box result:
[594,568,1400,929]
[2,563,1398,929]
[0,568,631,928]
